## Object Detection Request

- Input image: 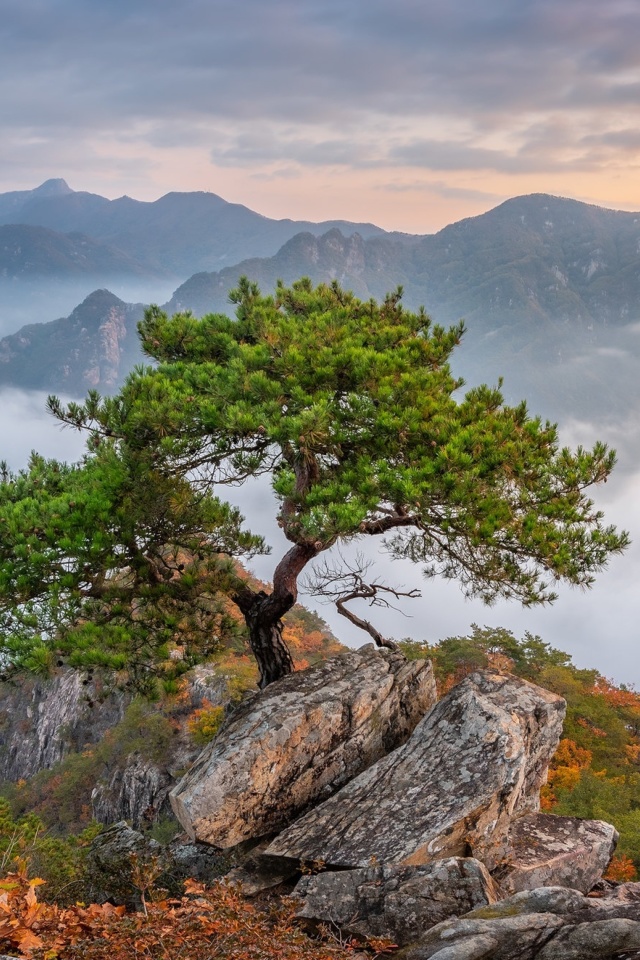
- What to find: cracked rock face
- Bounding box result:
[266,671,565,868]
[493,813,618,895]
[91,755,174,826]
[295,858,500,946]
[0,671,126,781]
[170,646,436,847]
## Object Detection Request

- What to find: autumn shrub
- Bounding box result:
[147,818,182,846]
[187,701,226,746]
[212,651,259,703]
[605,853,637,882]
[0,870,378,960]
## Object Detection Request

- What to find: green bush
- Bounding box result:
[0,797,101,902]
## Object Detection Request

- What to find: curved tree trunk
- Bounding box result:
[234,542,318,688]
[238,593,294,687]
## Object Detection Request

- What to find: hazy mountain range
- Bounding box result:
[1,183,638,423]
[0,178,394,330]
[0,178,389,278]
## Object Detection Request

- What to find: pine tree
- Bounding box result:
[26,276,627,688]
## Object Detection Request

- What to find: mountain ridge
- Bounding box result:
[0,180,393,277]
[1,189,640,422]
[0,289,145,392]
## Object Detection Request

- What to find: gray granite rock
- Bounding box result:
[85,821,165,907]
[535,918,640,959]
[226,852,300,896]
[86,821,234,906]
[465,887,587,920]
[602,879,640,903]
[295,858,499,946]
[167,836,230,884]
[493,813,618,894]
[397,913,564,960]
[267,671,565,868]
[170,646,436,847]
[466,882,640,924]
[395,886,640,959]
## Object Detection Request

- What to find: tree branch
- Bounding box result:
[305,552,420,650]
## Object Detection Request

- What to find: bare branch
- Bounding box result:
[304,552,421,650]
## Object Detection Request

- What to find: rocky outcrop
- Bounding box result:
[0,671,126,781]
[85,821,229,907]
[0,662,231,829]
[295,859,500,946]
[90,756,174,826]
[170,646,436,847]
[395,886,640,959]
[267,671,565,868]
[85,821,165,907]
[0,290,146,393]
[493,813,618,895]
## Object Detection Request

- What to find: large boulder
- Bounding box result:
[170,646,436,847]
[295,858,499,946]
[493,813,618,895]
[267,671,565,868]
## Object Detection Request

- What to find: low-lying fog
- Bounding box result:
[0,278,178,334]
[1,386,637,688]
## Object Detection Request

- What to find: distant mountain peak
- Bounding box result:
[32,179,73,197]
[70,288,126,317]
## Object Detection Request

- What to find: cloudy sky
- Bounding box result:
[2,0,640,232]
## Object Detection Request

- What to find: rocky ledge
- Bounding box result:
[160,648,638,958]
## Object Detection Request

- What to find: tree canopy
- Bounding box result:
[0,442,263,693]
[0,277,629,688]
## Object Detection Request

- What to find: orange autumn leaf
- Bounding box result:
[16,928,44,955]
